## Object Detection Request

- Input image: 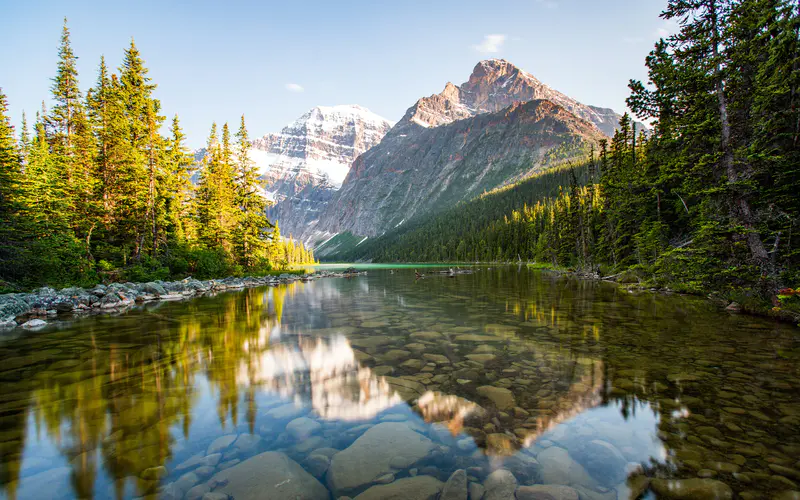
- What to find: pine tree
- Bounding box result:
[116,39,163,260]
[47,18,82,156]
[0,89,23,280]
[162,115,195,242]
[233,115,272,269]
[197,123,237,256]
[18,111,30,165]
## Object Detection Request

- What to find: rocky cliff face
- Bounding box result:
[315,99,605,238]
[250,105,393,239]
[309,60,614,240]
[394,59,636,137]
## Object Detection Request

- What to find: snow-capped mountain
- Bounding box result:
[250,105,393,239]
[310,59,630,242]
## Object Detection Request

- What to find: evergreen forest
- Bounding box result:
[335,0,800,316]
[0,21,315,290]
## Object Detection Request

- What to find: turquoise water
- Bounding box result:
[0,266,798,499]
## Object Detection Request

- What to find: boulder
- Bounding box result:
[476,386,516,410]
[354,476,443,500]
[232,433,262,454]
[209,451,329,500]
[287,417,322,440]
[207,434,237,455]
[537,446,598,489]
[21,319,47,329]
[573,440,627,486]
[515,485,579,500]
[327,422,434,495]
[441,469,468,500]
[303,453,331,478]
[484,469,517,500]
[142,282,167,297]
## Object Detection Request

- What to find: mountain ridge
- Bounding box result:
[307,59,619,241]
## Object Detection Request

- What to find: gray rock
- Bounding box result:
[327,422,435,495]
[483,469,516,500]
[650,478,733,499]
[175,453,204,471]
[209,451,328,500]
[470,482,486,500]
[441,469,468,500]
[574,440,627,486]
[207,434,237,455]
[202,493,230,500]
[267,403,307,421]
[21,319,47,329]
[537,446,598,488]
[185,483,211,500]
[304,454,331,478]
[0,294,31,321]
[354,475,444,500]
[515,485,579,500]
[174,471,200,495]
[194,466,215,479]
[287,417,322,440]
[476,386,516,410]
[142,282,167,297]
[232,433,262,454]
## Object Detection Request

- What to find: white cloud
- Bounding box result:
[285,83,304,93]
[473,34,507,54]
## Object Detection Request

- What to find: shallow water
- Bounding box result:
[0,266,798,499]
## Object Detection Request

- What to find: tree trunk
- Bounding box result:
[709,0,771,272]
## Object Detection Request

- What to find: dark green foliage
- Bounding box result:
[340,0,800,311]
[0,23,315,289]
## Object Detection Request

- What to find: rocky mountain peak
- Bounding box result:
[394,58,637,137]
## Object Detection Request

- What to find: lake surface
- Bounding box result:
[1,266,798,500]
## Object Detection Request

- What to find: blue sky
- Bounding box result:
[1,0,674,148]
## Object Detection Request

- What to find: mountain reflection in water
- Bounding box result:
[0,266,797,500]
[238,335,403,420]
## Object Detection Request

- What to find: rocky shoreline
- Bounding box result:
[0,268,365,330]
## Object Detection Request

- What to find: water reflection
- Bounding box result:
[239,336,403,421]
[0,267,797,499]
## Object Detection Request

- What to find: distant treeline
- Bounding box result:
[336,0,800,312]
[0,21,314,290]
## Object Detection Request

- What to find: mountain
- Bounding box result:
[308,59,614,243]
[249,105,393,239]
[395,59,636,137]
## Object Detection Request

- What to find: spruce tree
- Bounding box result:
[162,115,195,242]
[0,89,22,280]
[47,18,82,156]
[233,115,271,269]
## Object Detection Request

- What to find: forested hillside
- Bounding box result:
[338,0,800,314]
[0,21,314,289]
[332,161,595,262]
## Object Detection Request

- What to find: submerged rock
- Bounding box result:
[440,469,468,500]
[516,485,579,500]
[287,417,322,440]
[574,439,627,486]
[476,386,516,410]
[207,434,237,455]
[327,422,434,495]
[354,475,443,500]
[537,446,598,488]
[483,468,517,500]
[209,451,328,500]
[650,478,733,499]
